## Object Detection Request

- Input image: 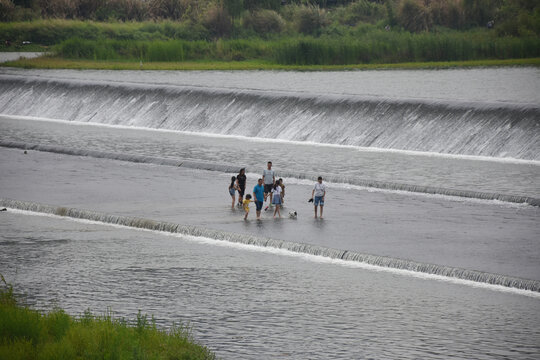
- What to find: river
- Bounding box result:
[0,67,539,359]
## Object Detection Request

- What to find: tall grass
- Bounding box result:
[55,38,272,62]
[0,275,215,360]
[273,31,540,65]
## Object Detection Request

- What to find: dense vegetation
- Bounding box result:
[1,0,539,66]
[0,276,215,360]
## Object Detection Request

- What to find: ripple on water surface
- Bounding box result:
[1,212,539,360]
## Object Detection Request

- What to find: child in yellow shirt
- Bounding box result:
[243,194,252,220]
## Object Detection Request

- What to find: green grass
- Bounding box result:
[50,34,540,65]
[0,275,215,360]
[3,20,540,65]
[46,29,540,63]
[272,33,540,65]
[3,55,540,71]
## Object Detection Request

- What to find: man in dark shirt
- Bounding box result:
[236,168,247,207]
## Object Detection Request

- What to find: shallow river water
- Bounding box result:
[2,212,540,360]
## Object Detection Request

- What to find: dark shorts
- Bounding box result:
[264,184,273,194]
[238,186,245,196]
[255,201,263,211]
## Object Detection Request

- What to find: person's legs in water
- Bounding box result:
[238,186,245,206]
[230,188,236,209]
[273,192,281,218]
[255,200,263,219]
[314,196,323,218]
[273,203,281,218]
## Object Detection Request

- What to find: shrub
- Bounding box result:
[203,4,232,38]
[104,0,148,21]
[427,0,465,29]
[463,0,500,27]
[76,0,103,19]
[336,0,387,26]
[172,20,210,41]
[38,0,78,19]
[295,5,329,36]
[398,0,432,32]
[243,9,284,35]
[224,0,244,19]
[147,0,188,20]
[244,0,281,12]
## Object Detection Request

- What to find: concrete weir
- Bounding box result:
[1,140,539,207]
[2,198,539,293]
[1,74,539,160]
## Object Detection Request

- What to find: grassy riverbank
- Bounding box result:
[1,1,539,70]
[3,56,540,71]
[2,20,540,66]
[0,276,215,360]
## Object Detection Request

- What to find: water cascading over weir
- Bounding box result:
[2,198,539,294]
[0,74,539,161]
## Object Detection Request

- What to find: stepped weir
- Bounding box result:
[1,74,539,160]
[2,198,539,293]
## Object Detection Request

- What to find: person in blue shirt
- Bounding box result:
[253,178,265,220]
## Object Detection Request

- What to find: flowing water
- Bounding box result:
[1,67,539,359]
[2,212,540,360]
[1,68,539,160]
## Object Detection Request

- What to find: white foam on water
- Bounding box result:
[7,207,540,299]
[2,114,538,166]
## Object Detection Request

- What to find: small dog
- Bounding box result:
[288,210,297,219]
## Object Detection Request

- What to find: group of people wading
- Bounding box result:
[228,161,327,220]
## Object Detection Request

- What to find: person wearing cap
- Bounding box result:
[236,168,247,207]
